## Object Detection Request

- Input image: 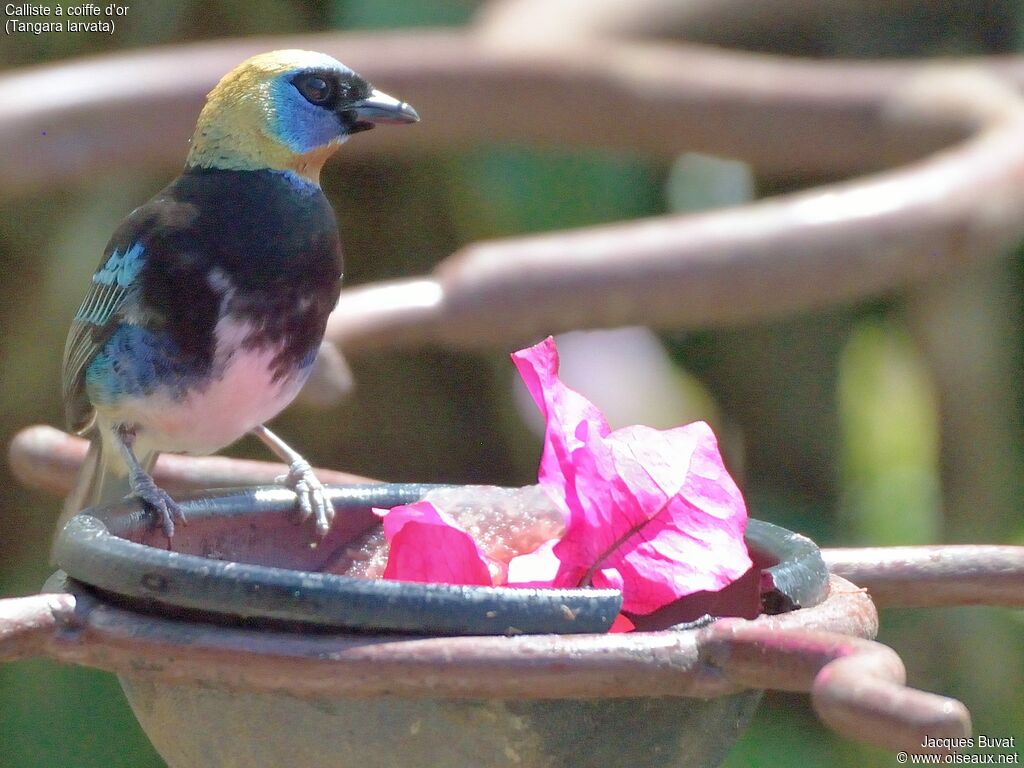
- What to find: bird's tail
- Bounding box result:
[52,429,158,561]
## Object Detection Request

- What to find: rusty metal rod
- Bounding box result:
[0,593,77,663]
[5,34,1024,347]
[823,546,1024,608]
[324,66,1024,349]
[7,425,373,499]
[0,31,989,196]
[1,576,872,700]
[0,575,968,751]
[699,618,971,752]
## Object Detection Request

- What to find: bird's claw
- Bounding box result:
[131,471,186,538]
[276,458,333,536]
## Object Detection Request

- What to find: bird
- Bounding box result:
[60,49,418,540]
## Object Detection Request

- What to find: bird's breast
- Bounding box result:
[107,318,314,456]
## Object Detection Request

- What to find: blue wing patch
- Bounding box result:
[92,242,145,288]
[62,242,146,431]
[74,243,145,326]
[85,325,194,405]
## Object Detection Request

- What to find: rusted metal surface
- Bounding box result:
[0,593,76,662]
[326,84,1024,348]
[824,546,1024,608]
[7,577,864,699]
[812,643,971,753]
[7,425,374,498]
[0,575,864,698]
[0,575,965,751]
[324,62,1024,349]
[0,32,975,193]
[3,33,1024,348]
[320,65,1024,350]
[702,617,971,752]
[315,58,1024,350]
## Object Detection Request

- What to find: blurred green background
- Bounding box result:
[1,1,1022,766]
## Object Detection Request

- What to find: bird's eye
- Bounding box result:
[294,74,334,107]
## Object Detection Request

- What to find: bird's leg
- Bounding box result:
[114,425,186,538]
[251,425,333,536]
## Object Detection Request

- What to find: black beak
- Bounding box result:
[344,88,419,131]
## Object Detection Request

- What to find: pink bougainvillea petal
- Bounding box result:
[608,613,636,633]
[505,538,560,587]
[512,337,752,615]
[512,337,610,509]
[379,501,493,586]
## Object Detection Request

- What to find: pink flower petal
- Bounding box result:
[505,538,560,587]
[379,502,493,586]
[512,337,752,615]
[512,336,610,510]
[609,614,636,633]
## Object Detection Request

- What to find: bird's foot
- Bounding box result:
[130,470,186,538]
[276,458,333,536]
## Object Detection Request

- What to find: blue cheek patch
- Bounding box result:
[94,242,145,288]
[85,325,199,405]
[268,76,344,154]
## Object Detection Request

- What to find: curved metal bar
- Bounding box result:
[0,31,984,196]
[4,34,1024,347]
[53,484,819,638]
[14,574,872,700]
[746,523,829,613]
[0,570,964,752]
[813,648,971,753]
[7,425,374,498]
[699,616,972,752]
[6,574,966,750]
[823,545,1024,608]
[478,0,923,47]
[0,593,76,662]
[53,486,622,636]
[325,67,1024,349]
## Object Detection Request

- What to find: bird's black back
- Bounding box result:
[62,168,343,432]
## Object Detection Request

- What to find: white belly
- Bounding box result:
[100,320,311,455]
